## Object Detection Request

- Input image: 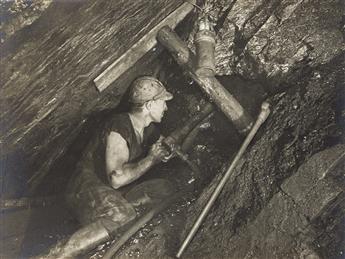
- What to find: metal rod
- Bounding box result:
[176,102,271,258]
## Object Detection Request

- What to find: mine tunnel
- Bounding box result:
[0,0,344,258]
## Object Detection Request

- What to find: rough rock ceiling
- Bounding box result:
[0,0,189,191]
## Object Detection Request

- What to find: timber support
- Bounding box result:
[157,26,253,134]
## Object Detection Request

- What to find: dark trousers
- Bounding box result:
[66,178,175,233]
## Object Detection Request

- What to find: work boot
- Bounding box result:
[46,220,110,258]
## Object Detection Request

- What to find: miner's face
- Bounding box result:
[148,99,168,123]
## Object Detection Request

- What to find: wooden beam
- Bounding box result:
[94,0,196,92]
[157,26,253,134]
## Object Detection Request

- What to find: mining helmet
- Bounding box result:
[129,76,173,104]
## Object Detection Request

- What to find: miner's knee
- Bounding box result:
[101,207,136,234]
[103,201,137,228]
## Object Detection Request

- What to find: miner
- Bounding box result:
[50,76,174,257]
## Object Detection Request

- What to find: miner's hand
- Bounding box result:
[148,136,171,163]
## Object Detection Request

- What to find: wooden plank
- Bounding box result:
[94,0,196,92]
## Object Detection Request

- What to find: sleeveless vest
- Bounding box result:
[68,113,158,194]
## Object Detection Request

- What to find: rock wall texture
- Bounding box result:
[212,0,344,87]
[0,0,53,42]
[182,53,344,258]
[213,145,344,259]
[0,0,187,193]
[178,0,344,258]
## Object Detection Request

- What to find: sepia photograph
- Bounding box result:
[0,0,344,258]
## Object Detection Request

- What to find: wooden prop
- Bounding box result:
[157,26,253,134]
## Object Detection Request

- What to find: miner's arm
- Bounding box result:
[106,131,167,189]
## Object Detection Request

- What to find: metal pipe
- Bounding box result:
[176,102,271,258]
[195,17,216,77]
